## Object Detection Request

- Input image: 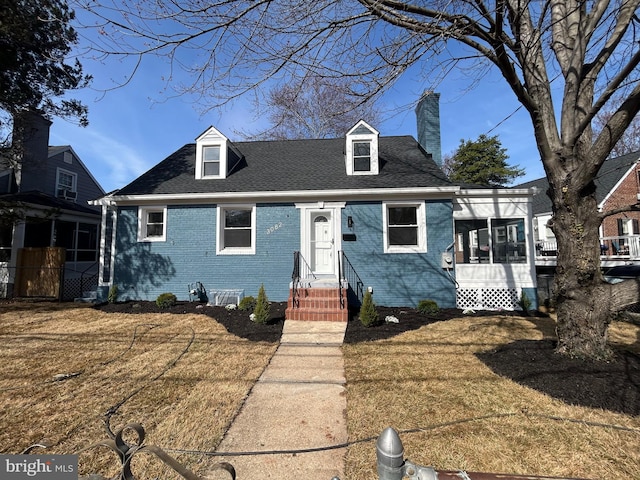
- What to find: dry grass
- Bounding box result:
[343,314,640,480]
[0,302,278,479]
[2,303,639,480]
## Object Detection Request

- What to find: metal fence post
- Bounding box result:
[376,427,405,480]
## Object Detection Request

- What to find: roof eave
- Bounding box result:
[109,186,461,205]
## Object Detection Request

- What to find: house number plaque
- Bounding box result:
[266,221,283,235]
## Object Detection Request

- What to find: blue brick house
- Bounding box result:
[94,93,538,316]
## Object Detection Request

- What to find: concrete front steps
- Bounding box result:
[285,287,349,322]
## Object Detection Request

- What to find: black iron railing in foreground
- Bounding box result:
[22,424,593,480]
[73,423,234,480]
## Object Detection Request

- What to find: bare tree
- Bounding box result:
[74,0,640,360]
[593,94,640,157]
[239,76,381,140]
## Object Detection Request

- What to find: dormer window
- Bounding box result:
[203,145,221,176]
[346,120,379,175]
[195,126,229,179]
[353,141,371,171]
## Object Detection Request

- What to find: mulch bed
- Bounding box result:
[94,301,640,416]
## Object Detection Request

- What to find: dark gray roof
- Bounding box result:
[116,136,453,196]
[0,191,100,215]
[516,151,640,215]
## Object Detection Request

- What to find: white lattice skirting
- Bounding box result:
[457,288,520,311]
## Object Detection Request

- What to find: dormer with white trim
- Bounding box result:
[195,126,235,179]
[345,120,379,175]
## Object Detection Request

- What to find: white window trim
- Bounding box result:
[138,206,167,242]
[345,121,379,175]
[195,126,229,179]
[382,201,427,253]
[196,143,228,179]
[56,167,77,192]
[216,204,257,255]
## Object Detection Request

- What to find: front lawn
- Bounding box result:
[0,301,638,479]
[343,312,640,479]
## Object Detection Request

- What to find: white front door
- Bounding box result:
[311,213,333,274]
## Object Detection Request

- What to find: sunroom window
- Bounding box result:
[454,218,526,264]
[383,202,426,253]
[217,205,256,254]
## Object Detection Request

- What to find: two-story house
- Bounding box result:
[0,110,105,299]
[93,93,539,316]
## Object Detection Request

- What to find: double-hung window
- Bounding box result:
[138,207,167,242]
[56,168,77,199]
[383,201,426,253]
[353,141,371,172]
[217,205,256,254]
[203,145,221,177]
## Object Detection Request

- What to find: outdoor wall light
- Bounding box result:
[348,216,354,228]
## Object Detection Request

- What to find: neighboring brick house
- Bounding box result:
[518,150,640,257]
[599,156,640,244]
[93,93,539,314]
[0,110,106,299]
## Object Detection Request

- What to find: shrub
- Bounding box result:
[417,299,439,315]
[107,285,118,304]
[238,296,256,311]
[156,292,177,309]
[518,290,532,314]
[359,290,379,327]
[252,284,271,324]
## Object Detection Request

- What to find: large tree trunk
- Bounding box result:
[551,179,613,359]
[551,178,640,359]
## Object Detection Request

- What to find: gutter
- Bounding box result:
[100,186,462,206]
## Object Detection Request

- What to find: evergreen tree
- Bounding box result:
[446,134,524,187]
[0,0,90,125]
[359,290,379,327]
[252,284,271,324]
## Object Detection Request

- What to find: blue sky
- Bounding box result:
[48,46,546,193]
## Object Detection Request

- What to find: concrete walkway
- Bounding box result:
[210,320,348,480]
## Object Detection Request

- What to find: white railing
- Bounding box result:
[535,235,640,259]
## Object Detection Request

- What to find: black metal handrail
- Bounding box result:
[291,251,316,308]
[339,251,364,306]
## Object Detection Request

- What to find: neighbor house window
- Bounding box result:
[353,141,371,172]
[217,205,256,254]
[202,145,221,177]
[138,207,167,242]
[56,168,77,199]
[383,201,426,253]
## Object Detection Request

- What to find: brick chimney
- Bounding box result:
[415,91,442,166]
[11,109,52,191]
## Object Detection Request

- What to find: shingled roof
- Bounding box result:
[115,135,453,197]
[516,150,640,215]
